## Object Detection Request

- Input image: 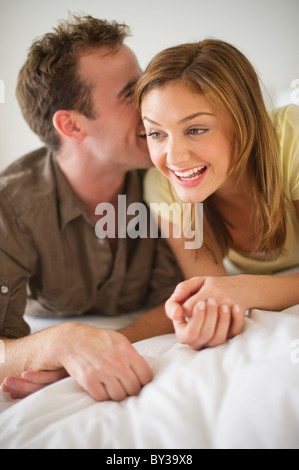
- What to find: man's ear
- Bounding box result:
[52,110,86,142]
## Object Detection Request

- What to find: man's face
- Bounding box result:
[77,45,151,172]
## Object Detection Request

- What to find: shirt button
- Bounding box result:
[1,285,9,295]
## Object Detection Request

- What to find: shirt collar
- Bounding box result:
[52,155,87,230]
[52,153,145,231]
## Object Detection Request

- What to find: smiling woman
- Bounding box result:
[134,39,299,351]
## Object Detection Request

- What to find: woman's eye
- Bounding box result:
[188,128,207,136]
[147,131,162,140]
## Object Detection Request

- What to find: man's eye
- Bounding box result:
[147,131,162,140]
[125,89,134,99]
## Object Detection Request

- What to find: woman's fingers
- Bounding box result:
[172,298,245,350]
[228,304,245,339]
[206,304,231,348]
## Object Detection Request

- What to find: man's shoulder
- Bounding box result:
[0,147,56,214]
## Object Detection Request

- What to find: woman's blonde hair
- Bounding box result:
[134,39,287,263]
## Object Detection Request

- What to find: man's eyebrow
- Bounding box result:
[117,78,139,99]
[143,112,214,126]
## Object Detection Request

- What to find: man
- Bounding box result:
[0,15,182,401]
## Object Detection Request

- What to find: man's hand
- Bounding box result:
[1,323,153,402]
[165,276,245,350]
[1,369,68,399]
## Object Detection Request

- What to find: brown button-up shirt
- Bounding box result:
[0,148,182,339]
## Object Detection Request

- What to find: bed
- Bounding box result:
[0,271,299,449]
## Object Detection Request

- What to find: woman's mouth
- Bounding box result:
[170,165,208,187]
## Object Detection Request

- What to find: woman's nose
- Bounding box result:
[166,138,192,167]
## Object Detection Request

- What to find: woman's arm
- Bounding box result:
[164,205,299,350]
[161,227,244,350]
[166,229,227,279]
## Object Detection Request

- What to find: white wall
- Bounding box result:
[0,0,298,170]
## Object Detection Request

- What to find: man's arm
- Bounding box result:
[118,303,174,344]
[0,307,167,399]
[0,322,153,401]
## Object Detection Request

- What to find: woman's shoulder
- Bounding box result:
[144,168,183,206]
[144,167,168,191]
[270,104,299,200]
[269,104,299,136]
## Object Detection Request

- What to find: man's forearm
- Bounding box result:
[118,304,174,344]
[0,324,67,382]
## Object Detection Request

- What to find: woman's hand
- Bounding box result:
[165,276,245,350]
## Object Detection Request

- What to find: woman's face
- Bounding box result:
[141,81,236,203]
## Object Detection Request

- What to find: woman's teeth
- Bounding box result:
[174,166,206,181]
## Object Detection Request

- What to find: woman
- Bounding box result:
[134,39,299,350]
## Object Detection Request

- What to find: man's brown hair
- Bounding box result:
[16,14,130,152]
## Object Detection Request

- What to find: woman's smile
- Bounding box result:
[168,164,209,187]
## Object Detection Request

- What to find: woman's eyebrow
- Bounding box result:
[143,116,161,126]
[143,112,215,126]
[179,112,215,123]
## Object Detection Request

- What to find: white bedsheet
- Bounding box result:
[1,304,299,449]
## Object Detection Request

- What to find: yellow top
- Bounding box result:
[144,105,299,274]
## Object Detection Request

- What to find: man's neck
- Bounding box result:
[55,150,127,222]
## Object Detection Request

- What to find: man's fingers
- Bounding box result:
[85,381,110,402]
[1,369,69,399]
[68,345,153,403]
[170,277,205,303]
[165,297,185,321]
[22,368,68,384]
[129,350,153,387]
[174,300,205,345]
[1,377,44,396]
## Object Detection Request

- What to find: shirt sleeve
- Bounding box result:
[274,104,299,201]
[0,195,33,338]
[287,105,299,201]
[147,236,184,308]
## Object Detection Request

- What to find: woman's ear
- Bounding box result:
[52,110,86,142]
